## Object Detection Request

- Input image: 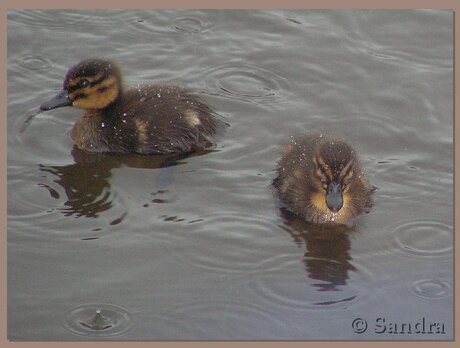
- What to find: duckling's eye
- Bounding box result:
[78,79,91,88]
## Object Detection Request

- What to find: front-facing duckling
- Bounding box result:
[40,58,224,154]
[273,133,374,224]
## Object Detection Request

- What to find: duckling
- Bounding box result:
[273,133,374,224]
[40,58,224,154]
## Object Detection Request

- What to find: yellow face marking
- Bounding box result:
[70,76,119,109]
[338,160,355,190]
[342,191,350,210]
[310,191,330,214]
[339,160,354,178]
[184,110,201,127]
[310,189,352,223]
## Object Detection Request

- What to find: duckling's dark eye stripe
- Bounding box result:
[89,75,108,86]
[68,72,106,90]
[73,93,86,100]
[68,79,96,92]
[68,76,119,105]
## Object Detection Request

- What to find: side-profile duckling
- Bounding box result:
[40,58,224,154]
[273,133,374,224]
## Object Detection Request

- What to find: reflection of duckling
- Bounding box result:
[39,147,192,218]
[40,58,224,154]
[273,134,374,224]
[280,208,355,290]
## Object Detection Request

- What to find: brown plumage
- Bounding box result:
[273,133,374,224]
[40,58,224,154]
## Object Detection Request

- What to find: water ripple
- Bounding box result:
[8,9,129,29]
[63,303,133,337]
[152,299,283,339]
[118,11,212,37]
[409,278,452,299]
[201,62,294,107]
[169,213,278,275]
[17,55,52,71]
[7,174,62,223]
[390,219,452,258]
[374,158,435,201]
[173,16,208,33]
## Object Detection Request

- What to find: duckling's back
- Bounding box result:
[72,84,223,154]
[120,84,221,154]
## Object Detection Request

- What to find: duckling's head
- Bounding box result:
[40,59,122,111]
[311,139,360,215]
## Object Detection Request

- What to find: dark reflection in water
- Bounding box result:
[279,208,356,291]
[38,146,209,218]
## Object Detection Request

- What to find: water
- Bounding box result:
[7,9,453,340]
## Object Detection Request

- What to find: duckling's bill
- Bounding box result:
[40,90,72,111]
[326,181,343,212]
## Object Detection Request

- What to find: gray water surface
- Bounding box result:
[7,9,453,340]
